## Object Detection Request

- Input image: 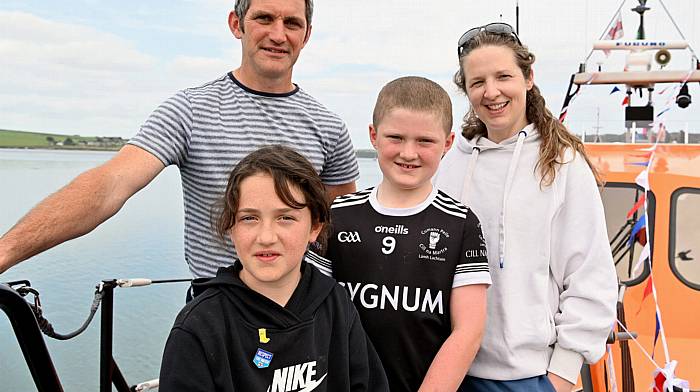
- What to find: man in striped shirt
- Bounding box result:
[0,0,359,283]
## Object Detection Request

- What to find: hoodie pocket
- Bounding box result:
[506,305,555,351]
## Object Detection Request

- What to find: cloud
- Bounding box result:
[2,0,699,142]
[2,11,154,72]
[0,10,233,137]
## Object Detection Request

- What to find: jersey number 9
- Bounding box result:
[381,236,396,255]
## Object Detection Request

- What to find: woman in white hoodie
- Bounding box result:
[435,23,618,392]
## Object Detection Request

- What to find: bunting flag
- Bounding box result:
[635,168,649,189]
[651,360,690,391]
[631,243,651,277]
[629,214,647,246]
[636,275,654,315]
[627,161,650,167]
[622,95,630,106]
[627,194,646,218]
[604,11,624,56]
[610,86,621,94]
[652,312,661,359]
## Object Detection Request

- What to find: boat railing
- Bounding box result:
[1,277,191,392]
[0,281,63,392]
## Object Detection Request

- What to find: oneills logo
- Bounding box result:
[374,224,408,235]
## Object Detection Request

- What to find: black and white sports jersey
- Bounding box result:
[310,186,491,392]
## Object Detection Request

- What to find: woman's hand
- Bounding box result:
[547,372,574,392]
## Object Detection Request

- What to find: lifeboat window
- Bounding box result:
[670,188,700,290]
[600,183,655,286]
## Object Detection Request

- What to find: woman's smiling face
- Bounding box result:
[462,44,533,142]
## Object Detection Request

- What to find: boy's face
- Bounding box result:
[230,173,321,294]
[370,108,454,196]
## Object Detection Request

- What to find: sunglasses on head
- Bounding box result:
[457,22,522,57]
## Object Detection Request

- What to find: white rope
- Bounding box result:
[616,318,660,369]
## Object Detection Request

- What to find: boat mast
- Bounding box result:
[594,107,602,142]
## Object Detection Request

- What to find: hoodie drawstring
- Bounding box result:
[498,130,528,268]
[460,129,529,269]
[460,146,481,206]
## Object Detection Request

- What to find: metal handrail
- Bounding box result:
[0,281,63,392]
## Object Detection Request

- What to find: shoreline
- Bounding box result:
[0,145,123,152]
[1,145,379,157]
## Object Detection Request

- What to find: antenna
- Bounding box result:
[516,0,520,35]
[632,0,650,40]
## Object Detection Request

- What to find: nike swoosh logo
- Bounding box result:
[298,373,327,392]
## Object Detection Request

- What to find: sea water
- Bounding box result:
[0,148,381,391]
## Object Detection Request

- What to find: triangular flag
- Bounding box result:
[627,161,650,167]
[653,367,667,392]
[610,86,621,94]
[635,169,649,188]
[636,275,654,315]
[629,215,646,246]
[622,95,630,106]
[652,361,691,392]
[631,243,651,277]
[652,312,661,359]
[627,194,646,218]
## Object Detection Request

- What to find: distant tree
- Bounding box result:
[46,136,55,145]
[64,137,75,146]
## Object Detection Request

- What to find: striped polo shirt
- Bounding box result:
[129,73,359,277]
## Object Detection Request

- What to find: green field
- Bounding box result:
[0,129,125,150]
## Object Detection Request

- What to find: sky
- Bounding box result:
[2,0,699,149]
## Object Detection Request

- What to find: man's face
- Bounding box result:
[229,0,310,90]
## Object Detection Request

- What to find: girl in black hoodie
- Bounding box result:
[159,146,388,392]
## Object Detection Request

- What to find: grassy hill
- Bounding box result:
[0,129,126,150]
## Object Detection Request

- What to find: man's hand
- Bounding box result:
[547,372,574,392]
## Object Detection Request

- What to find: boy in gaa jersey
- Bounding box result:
[312,77,491,391]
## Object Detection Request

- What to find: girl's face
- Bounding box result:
[229,173,321,293]
[461,44,533,142]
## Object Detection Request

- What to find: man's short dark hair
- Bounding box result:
[235,0,314,31]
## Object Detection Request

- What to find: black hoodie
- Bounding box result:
[159,260,389,392]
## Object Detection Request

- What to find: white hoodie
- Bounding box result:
[434,124,617,383]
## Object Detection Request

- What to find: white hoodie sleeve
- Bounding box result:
[546,152,618,383]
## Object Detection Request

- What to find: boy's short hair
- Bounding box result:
[372,76,453,134]
[213,145,329,246]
